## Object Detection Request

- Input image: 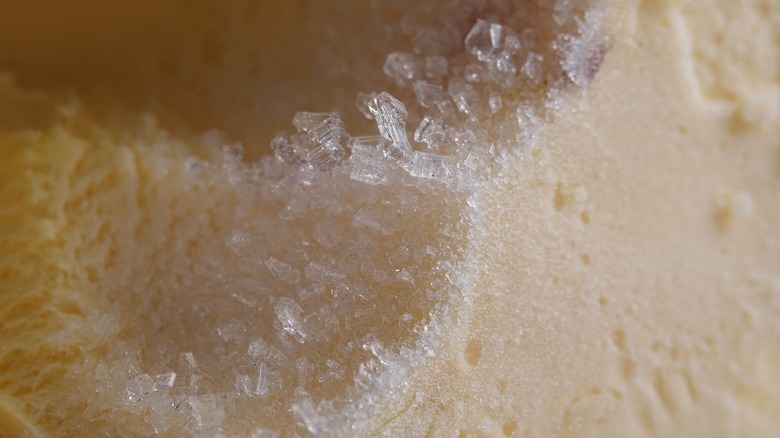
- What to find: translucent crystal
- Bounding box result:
[395,268,415,284]
[298,283,327,300]
[266,257,301,285]
[413,81,454,117]
[554,0,577,26]
[515,105,543,143]
[414,117,446,150]
[409,152,452,180]
[236,374,253,395]
[488,93,503,114]
[348,135,388,155]
[351,161,384,186]
[466,20,491,59]
[560,9,607,86]
[313,220,342,249]
[285,113,347,170]
[331,283,351,300]
[466,20,505,62]
[292,399,329,434]
[255,362,270,398]
[383,52,422,87]
[447,79,481,117]
[274,297,308,343]
[146,396,178,434]
[368,92,413,160]
[465,19,522,83]
[153,372,177,392]
[248,338,288,366]
[217,319,244,342]
[355,92,376,120]
[221,144,244,165]
[388,246,410,266]
[424,55,448,83]
[353,209,396,236]
[270,134,304,166]
[522,52,544,86]
[349,143,391,185]
[296,358,314,387]
[305,141,345,171]
[126,374,154,403]
[251,429,281,438]
[189,394,225,428]
[181,352,198,372]
[317,359,345,383]
[464,63,488,83]
[305,262,345,284]
[226,231,252,257]
[307,116,344,145]
[292,112,337,134]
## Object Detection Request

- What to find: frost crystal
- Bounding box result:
[281,112,348,170]
[266,257,301,285]
[271,134,304,166]
[448,80,481,117]
[559,9,607,86]
[81,1,611,434]
[251,429,280,438]
[414,117,446,151]
[464,19,522,86]
[409,152,452,180]
[189,395,225,428]
[274,297,308,343]
[465,20,521,65]
[353,209,396,236]
[226,231,253,257]
[307,116,344,146]
[299,283,327,300]
[348,135,389,155]
[348,136,394,185]
[217,319,245,342]
[292,112,337,134]
[305,262,345,284]
[126,374,154,403]
[368,92,413,160]
[413,81,454,117]
[248,339,288,366]
[424,56,448,83]
[306,141,345,171]
[153,372,176,391]
[355,92,377,120]
[181,352,198,372]
[522,52,545,85]
[383,52,422,87]
[255,362,270,398]
[351,159,390,186]
[464,63,488,83]
[488,93,503,114]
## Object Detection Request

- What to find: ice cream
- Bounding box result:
[0,0,778,436]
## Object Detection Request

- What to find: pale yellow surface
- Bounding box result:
[1,1,779,437]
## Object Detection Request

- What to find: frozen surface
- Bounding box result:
[2,0,610,436]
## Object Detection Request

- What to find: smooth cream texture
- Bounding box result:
[367,3,780,436]
[439,3,780,436]
[1,0,779,437]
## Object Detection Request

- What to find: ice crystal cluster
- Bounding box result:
[79,1,607,436]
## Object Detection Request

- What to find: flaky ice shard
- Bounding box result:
[368,92,413,161]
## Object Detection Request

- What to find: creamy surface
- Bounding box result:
[0,1,778,437]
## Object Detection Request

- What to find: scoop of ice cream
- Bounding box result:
[0,0,779,437]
